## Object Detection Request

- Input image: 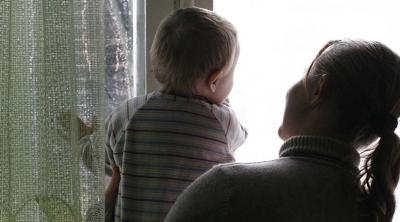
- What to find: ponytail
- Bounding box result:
[306,39,400,222]
[361,118,400,222]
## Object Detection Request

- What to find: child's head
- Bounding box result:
[150,7,238,103]
[281,39,400,222]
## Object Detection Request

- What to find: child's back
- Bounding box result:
[106,91,246,221]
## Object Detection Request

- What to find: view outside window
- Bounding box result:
[215,0,400,161]
[105,0,134,114]
[215,0,400,219]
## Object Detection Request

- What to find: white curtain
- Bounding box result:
[0,0,142,221]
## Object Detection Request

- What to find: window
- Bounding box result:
[215,0,400,219]
[215,0,400,161]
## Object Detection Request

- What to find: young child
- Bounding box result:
[105,7,247,222]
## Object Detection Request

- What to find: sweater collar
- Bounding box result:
[279,136,360,170]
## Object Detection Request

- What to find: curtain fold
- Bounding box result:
[1,0,106,221]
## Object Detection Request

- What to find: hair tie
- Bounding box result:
[370,113,398,136]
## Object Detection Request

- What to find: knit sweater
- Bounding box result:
[165,136,364,222]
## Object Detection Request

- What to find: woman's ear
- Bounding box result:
[310,74,328,105]
[207,70,223,93]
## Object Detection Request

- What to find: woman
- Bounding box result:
[164,40,400,222]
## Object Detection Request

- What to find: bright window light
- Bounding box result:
[215,0,400,162]
[215,0,400,219]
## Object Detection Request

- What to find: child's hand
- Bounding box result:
[111,165,121,181]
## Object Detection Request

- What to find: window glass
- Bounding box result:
[215,1,400,219]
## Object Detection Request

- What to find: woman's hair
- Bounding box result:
[305,40,400,222]
[150,7,237,94]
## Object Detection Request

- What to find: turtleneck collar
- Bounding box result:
[279,136,360,171]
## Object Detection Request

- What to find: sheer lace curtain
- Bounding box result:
[0,0,139,221]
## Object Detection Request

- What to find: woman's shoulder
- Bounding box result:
[199,160,291,190]
[165,160,290,222]
[215,159,291,176]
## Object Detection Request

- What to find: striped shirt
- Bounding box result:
[105,91,247,222]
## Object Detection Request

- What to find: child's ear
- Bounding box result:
[310,74,328,105]
[207,70,223,93]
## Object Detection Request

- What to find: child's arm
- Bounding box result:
[226,110,248,151]
[105,165,120,222]
[214,101,248,151]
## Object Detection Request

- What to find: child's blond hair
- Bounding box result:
[150,7,237,94]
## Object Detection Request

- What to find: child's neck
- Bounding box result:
[162,89,213,103]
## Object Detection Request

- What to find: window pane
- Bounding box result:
[215,0,400,219]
